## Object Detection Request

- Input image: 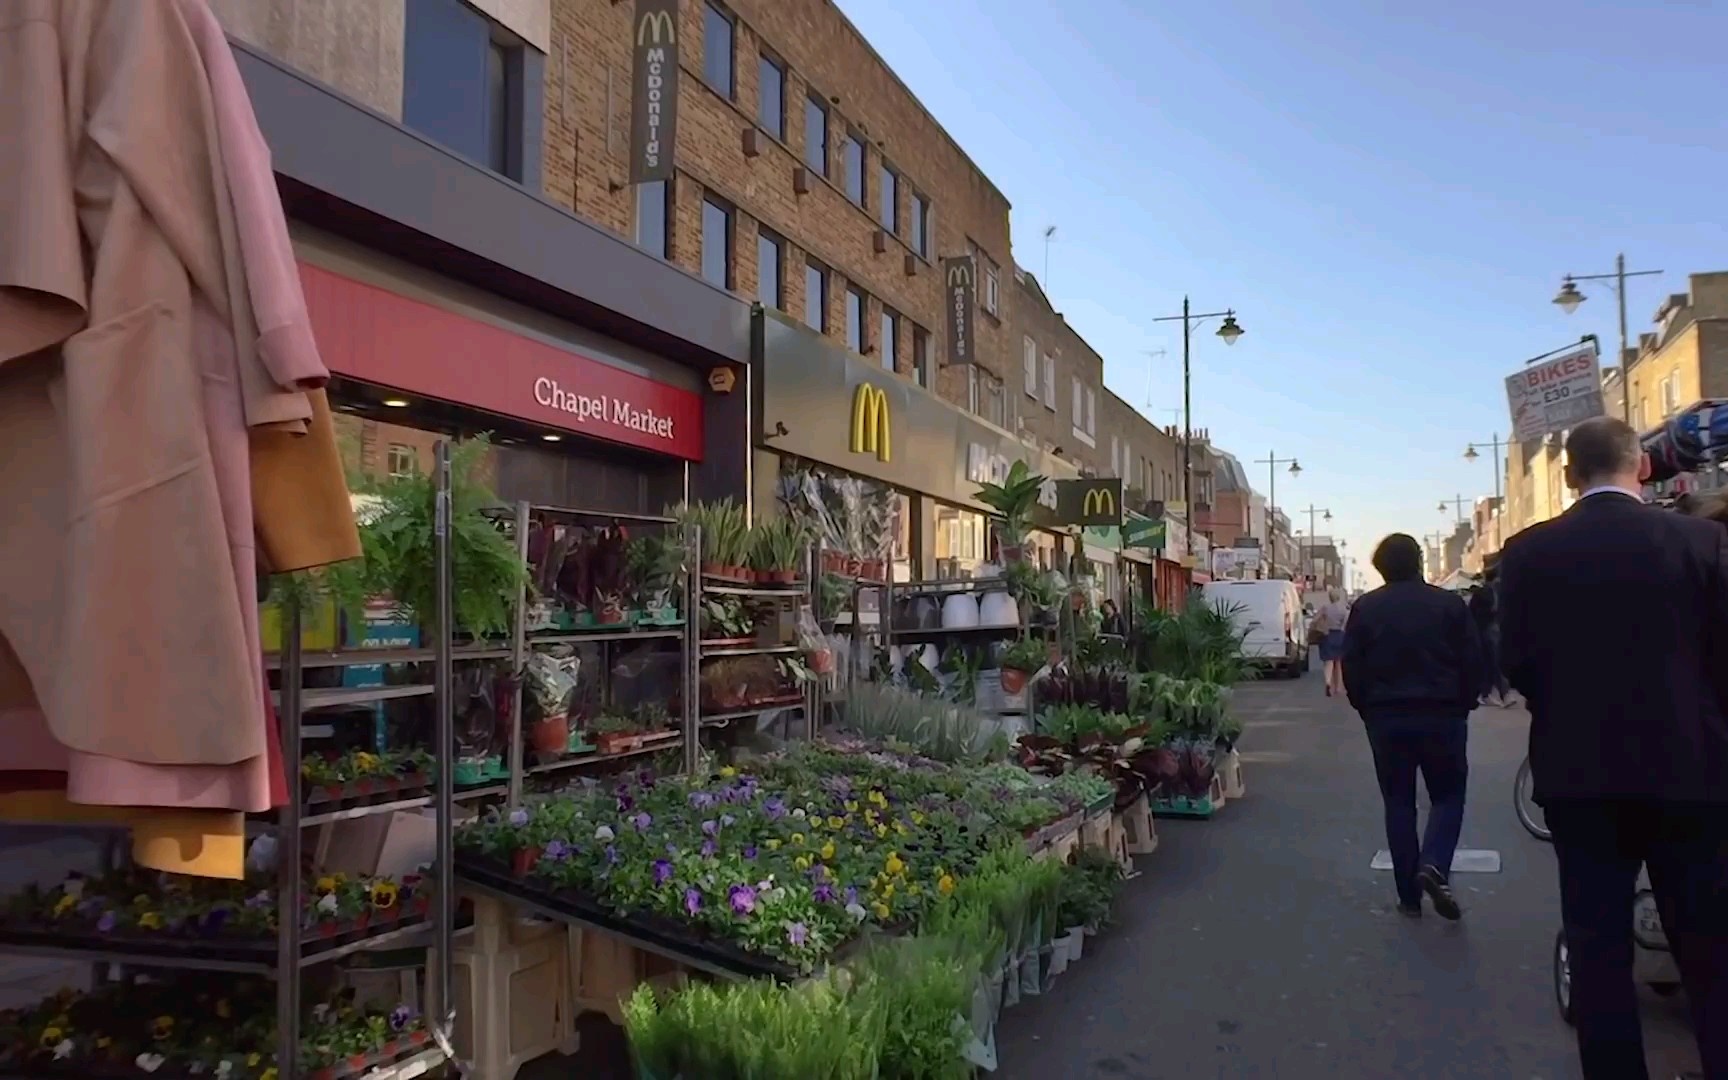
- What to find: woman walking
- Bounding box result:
[1342,534,1488,919]
[1314,587,1351,697]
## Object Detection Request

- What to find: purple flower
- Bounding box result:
[245,890,272,910]
[844,885,859,906]
[390,1005,417,1031]
[701,819,720,837]
[631,812,653,832]
[743,845,758,860]
[728,885,757,915]
[666,842,681,856]
[545,840,572,861]
[653,860,674,886]
[809,864,829,883]
[689,791,716,810]
[605,845,621,866]
[700,840,717,858]
[508,808,530,827]
[787,922,808,947]
[720,814,736,828]
[763,797,787,820]
[96,910,117,933]
[616,793,635,813]
[684,888,703,914]
[813,883,836,904]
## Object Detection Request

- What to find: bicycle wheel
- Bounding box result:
[1515,757,1552,842]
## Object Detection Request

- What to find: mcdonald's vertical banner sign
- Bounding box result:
[630,0,680,183]
[1055,478,1123,527]
[849,383,891,463]
[943,255,976,367]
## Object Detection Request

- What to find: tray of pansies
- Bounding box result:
[0,868,430,964]
[301,749,435,811]
[453,746,1069,979]
[0,978,432,1080]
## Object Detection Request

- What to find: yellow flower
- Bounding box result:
[869,790,887,807]
[820,841,836,861]
[872,901,891,919]
[827,815,845,829]
[893,821,908,836]
[248,1053,263,1067]
[370,881,400,910]
[793,855,811,871]
[137,911,164,930]
[765,838,781,850]
[315,876,338,895]
[719,766,738,778]
[151,1015,175,1040]
[844,800,859,813]
[911,810,926,825]
[874,824,888,838]
[864,809,878,823]
[39,1027,64,1048]
[353,751,380,773]
[790,833,805,846]
[907,882,921,896]
[938,874,956,896]
[881,883,895,899]
[260,1068,279,1080]
[884,853,905,876]
[52,894,77,918]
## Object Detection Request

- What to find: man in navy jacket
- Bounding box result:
[1499,416,1728,1080]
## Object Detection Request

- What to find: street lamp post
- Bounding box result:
[1152,299,1245,517]
[1254,452,1301,578]
[1552,255,1663,425]
[1297,504,1332,585]
[1464,435,1510,503]
[1439,494,1469,526]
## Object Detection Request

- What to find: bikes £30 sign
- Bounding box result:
[1505,340,1605,441]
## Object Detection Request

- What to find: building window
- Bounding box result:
[404,1,536,185]
[703,3,735,99]
[634,179,669,258]
[846,286,866,355]
[969,367,1007,427]
[913,325,931,388]
[911,193,931,258]
[1022,336,1038,396]
[985,261,1000,316]
[843,133,866,205]
[758,54,785,139]
[804,96,828,175]
[879,164,898,232]
[387,443,416,478]
[1086,387,1097,435]
[486,39,509,175]
[1042,354,1055,410]
[1070,377,1083,427]
[756,228,783,309]
[804,259,827,332]
[701,196,732,289]
[1661,374,1679,417]
[880,308,899,371]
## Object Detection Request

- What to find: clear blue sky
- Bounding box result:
[836,0,1728,584]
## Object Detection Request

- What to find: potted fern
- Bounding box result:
[972,460,1047,564]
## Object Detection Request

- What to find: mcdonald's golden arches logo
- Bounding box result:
[637,8,676,45]
[946,262,973,288]
[849,384,891,463]
[1054,478,1123,526]
[1082,486,1115,519]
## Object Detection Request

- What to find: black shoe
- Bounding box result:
[1396,901,1422,918]
[1418,865,1462,921]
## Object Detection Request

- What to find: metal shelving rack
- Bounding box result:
[502,502,696,806]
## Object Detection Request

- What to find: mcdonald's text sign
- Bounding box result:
[850,383,891,463]
[1055,478,1123,527]
[630,0,680,183]
[943,255,976,366]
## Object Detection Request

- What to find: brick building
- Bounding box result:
[544,0,1017,412]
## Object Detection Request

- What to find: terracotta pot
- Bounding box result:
[530,716,570,755]
[808,647,834,674]
[511,846,544,876]
[846,557,863,576]
[1000,666,1030,694]
[774,570,798,584]
[596,601,627,625]
[700,561,728,579]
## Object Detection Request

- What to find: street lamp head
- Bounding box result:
[1324,510,1333,522]
[1437,500,1447,514]
[1464,445,1479,462]
[1553,280,1585,314]
[1288,460,1302,476]
[1215,313,1244,345]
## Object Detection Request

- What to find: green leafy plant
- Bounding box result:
[971,460,1046,557]
[677,500,751,569]
[1134,597,1255,684]
[750,515,810,574]
[998,637,1048,676]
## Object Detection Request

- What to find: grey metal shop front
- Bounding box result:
[751,310,1078,579]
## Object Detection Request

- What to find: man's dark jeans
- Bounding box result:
[1545,799,1728,1080]
[1364,713,1468,906]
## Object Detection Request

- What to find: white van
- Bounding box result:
[1200,579,1308,678]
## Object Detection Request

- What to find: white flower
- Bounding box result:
[215,1061,235,1078]
[53,1040,73,1060]
[311,1003,330,1024]
[317,892,338,914]
[594,825,616,842]
[845,902,869,922]
[136,1053,166,1073]
[189,1062,206,1075]
[764,887,787,904]
[791,807,807,819]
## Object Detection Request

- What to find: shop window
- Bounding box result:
[387,443,416,478]
[804,95,829,175]
[911,192,931,258]
[846,286,866,355]
[634,179,669,258]
[701,196,732,289]
[880,163,898,232]
[757,228,784,310]
[912,325,931,388]
[404,0,539,186]
[843,132,866,206]
[935,503,987,578]
[880,307,899,371]
[776,458,908,580]
[804,259,827,332]
[703,3,735,100]
[758,53,786,139]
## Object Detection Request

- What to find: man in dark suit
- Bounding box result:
[1499,416,1728,1080]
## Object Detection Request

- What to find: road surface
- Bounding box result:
[996,670,1699,1079]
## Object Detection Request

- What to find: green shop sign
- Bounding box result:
[1122,512,1166,550]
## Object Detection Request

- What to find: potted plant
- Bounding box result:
[998,638,1048,695]
[587,527,630,625]
[530,710,570,756]
[971,459,1047,564]
[679,500,751,581]
[628,531,685,624]
[700,597,754,646]
[750,516,809,584]
[592,713,642,755]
